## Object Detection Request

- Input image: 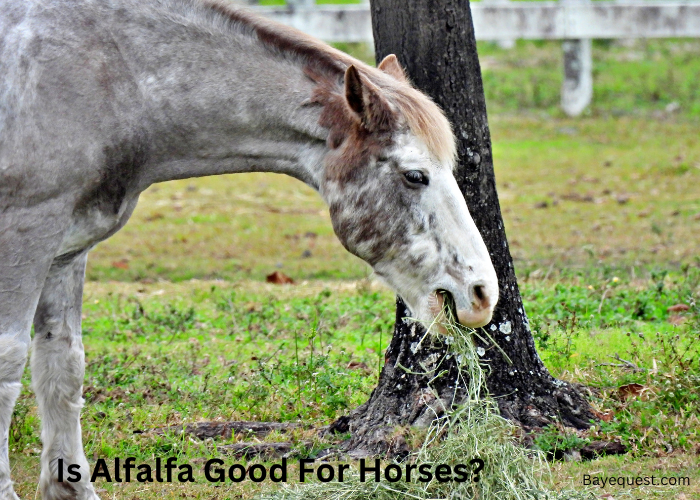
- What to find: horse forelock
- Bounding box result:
[388,86,457,167]
[200,0,456,168]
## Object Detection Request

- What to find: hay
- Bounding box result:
[260,317,594,500]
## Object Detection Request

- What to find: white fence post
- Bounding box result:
[560,0,593,116]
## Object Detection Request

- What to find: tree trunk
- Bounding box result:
[331,0,595,457]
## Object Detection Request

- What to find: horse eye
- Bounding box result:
[403,170,429,186]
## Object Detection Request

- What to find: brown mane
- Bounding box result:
[203,0,456,166]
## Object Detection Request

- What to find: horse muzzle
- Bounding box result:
[430,283,496,329]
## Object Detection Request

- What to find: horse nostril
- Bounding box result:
[472,284,489,310]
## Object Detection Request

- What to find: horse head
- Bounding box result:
[316,55,499,329]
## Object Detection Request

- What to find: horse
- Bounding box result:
[0,0,498,498]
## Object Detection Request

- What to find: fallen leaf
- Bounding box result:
[592,409,614,422]
[111,259,129,270]
[347,361,369,371]
[667,303,690,312]
[266,271,294,284]
[145,212,165,221]
[618,383,648,400]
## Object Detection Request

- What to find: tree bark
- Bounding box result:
[331,0,595,457]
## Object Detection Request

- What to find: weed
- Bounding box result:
[533,425,589,459]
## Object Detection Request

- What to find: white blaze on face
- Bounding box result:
[372,133,499,329]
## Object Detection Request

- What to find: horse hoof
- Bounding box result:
[41,479,101,500]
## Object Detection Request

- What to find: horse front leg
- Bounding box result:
[32,253,99,500]
[0,337,28,500]
[1,210,65,500]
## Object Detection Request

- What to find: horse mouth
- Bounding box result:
[429,289,493,329]
[428,289,457,330]
[436,289,457,320]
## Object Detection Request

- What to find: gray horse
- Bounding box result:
[0,0,498,498]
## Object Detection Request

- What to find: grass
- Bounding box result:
[492,116,700,269]
[84,173,362,283]
[11,280,394,499]
[8,34,700,500]
[10,271,699,499]
[528,272,700,456]
[479,39,700,117]
[550,454,700,499]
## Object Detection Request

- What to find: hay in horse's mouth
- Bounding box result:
[437,289,458,322]
[428,289,458,330]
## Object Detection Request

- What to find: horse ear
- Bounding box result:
[344,65,394,132]
[345,65,365,115]
[378,54,407,82]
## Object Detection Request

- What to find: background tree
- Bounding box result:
[331,0,595,457]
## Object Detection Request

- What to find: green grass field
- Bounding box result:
[9,37,700,500]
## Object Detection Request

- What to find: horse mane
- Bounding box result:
[201,0,456,166]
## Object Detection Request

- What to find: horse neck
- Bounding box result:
[123,5,333,190]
